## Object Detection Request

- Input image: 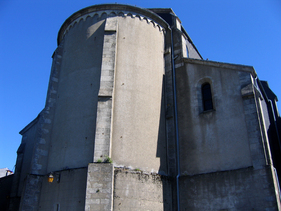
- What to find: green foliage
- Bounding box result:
[97,159,102,163]
[105,156,113,163]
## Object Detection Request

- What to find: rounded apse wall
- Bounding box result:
[47,4,168,173]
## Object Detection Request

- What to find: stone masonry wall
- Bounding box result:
[93,18,117,162]
[38,168,87,211]
[19,175,43,211]
[113,168,173,211]
[179,166,279,210]
[85,163,114,211]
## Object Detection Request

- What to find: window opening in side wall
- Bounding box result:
[202,83,213,111]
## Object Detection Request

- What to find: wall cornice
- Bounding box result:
[183,58,257,77]
[57,4,169,45]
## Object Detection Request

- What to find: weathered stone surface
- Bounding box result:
[113,168,173,211]
[180,167,279,210]
[38,168,87,211]
[85,163,114,211]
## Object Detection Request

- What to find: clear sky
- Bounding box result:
[1,0,280,171]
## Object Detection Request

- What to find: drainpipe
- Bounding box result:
[170,26,181,211]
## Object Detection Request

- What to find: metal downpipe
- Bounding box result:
[170,27,181,211]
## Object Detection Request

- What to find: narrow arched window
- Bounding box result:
[202,83,213,111]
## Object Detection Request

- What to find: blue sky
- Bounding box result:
[1,0,281,171]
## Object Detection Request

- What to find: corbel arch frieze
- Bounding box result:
[61,10,165,40]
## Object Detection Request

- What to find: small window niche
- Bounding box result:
[201,83,213,111]
[186,45,189,58]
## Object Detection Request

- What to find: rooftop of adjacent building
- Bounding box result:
[0,168,13,178]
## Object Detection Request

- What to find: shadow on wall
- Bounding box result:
[77,17,105,165]
[0,175,14,211]
[156,75,168,176]
[156,75,176,211]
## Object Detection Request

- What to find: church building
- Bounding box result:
[5,4,281,210]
